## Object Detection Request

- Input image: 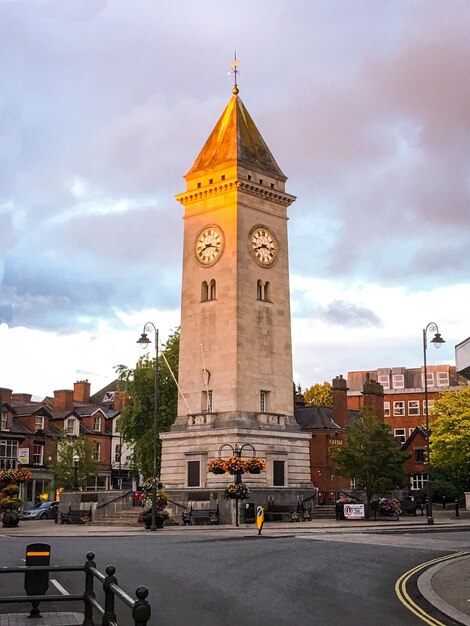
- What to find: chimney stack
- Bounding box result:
[0,388,13,405]
[332,375,349,429]
[74,380,91,403]
[53,390,74,412]
[362,379,384,421]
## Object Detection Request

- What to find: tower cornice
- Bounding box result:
[176,179,296,208]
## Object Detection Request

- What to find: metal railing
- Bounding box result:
[0,551,151,625]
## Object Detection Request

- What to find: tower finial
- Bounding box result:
[228,51,240,95]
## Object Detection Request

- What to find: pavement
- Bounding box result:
[1,507,470,625]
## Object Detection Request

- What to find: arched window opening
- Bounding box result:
[257,279,263,301]
[201,281,208,302]
[264,281,271,302]
[209,279,216,300]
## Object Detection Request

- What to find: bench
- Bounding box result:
[184,501,219,525]
[265,504,296,522]
[59,506,92,524]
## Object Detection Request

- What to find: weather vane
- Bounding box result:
[228,51,240,95]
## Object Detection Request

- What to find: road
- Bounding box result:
[2,527,470,625]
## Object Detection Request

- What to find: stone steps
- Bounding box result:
[312,505,336,519]
[90,508,141,526]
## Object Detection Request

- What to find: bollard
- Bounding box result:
[442,495,446,510]
[24,543,51,618]
[455,499,460,518]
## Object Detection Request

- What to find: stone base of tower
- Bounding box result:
[160,426,313,524]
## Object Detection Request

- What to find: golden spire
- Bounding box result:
[228,51,240,95]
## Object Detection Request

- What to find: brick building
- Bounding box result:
[0,380,131,508]
[347,365,459,444]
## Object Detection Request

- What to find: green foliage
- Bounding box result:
[430,384,470,471]
[116,328,179,478]
[303,382,333,407]
[330,408,409,504]
[52,435,100,489]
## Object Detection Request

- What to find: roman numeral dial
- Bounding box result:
[250,225,278,267]
[195,226,224,266]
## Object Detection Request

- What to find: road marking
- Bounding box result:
[395,551,468,625]
[50,579,70,595]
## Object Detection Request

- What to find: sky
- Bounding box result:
[0,0,468,400]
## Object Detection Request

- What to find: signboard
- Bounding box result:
[18,448,30,464]
[256,505,264,534]
[344,504,365,520]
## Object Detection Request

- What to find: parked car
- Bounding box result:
[21,501,59,520]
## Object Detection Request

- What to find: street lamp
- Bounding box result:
[137,322,159,532]
[423,322,445,525]
[219,442,256,527]
[72,454,80,491]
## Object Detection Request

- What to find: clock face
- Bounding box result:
[249,225,278,267]
[195,226,224,266]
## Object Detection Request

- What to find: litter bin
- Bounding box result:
[244,502,255,523]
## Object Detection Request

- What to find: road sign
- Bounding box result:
[256,505,264,535]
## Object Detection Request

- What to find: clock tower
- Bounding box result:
[160,83,312,504]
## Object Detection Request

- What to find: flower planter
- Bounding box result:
[144,517,164,529]
[211,468,226,475]
[249,468,261,474]
[227,493,238,500]
[2,510,20,527]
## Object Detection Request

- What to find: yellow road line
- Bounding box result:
[395,552,468,626]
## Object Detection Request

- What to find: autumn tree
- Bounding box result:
[430,384,470,494]
[303,381,333,407]
[330,408,408,504]
[52,435,100,490]
[116,328,179,478]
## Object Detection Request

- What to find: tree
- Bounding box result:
[303,381,333,407]
[429,384,470,494]
[116,328,179,478]
[330,408,409,504]
[52,435,100,490]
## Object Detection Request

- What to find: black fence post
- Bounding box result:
[132,585,151,626]
[83,552,96,626]
[455,499,460,518]
[103,565,118,625]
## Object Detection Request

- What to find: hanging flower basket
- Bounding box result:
[224,483,250,500]
[225,457,246,475]
[207,458,227,475]
[245,457,266,474]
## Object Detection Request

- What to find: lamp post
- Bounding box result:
[136,322,159,532]
[72,454,80,491]
[423,322,445,525]
[219,442,256,527]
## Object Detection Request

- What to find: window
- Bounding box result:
[393,401,405,416]
[437,372,449,387]
[264,281,271,301]
[421,372,434,387]
[394,428,406,444]
[384,402,390,417]
[93,416,101,432]
[408,401,420,416]
[221,174,226,181]
[415,449,425,463]
[259,179,263,185]
[349,477,357,490]
[1,411,8,430]
[201,390,213,413]
[423,399,435,414]
[114,445,121,464]
[67,418,75,435]
[92,442,101,461]
[0,439,18,460]
[35,415,44,431]
[208,178,213,184]
[257,280,271,302]
[247,175,252,181]
[260,390,269,413]
[197,182,201,189]
[410,473,428,490]
[273,460,285,486]
[270,182,274,189]
[257,279,263,300]
[201,281,208,302]
[392,374,405,389]
[209,279,216,300]
[378,375,390,390]
[187,461,200,487]
[32,445,44,466]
